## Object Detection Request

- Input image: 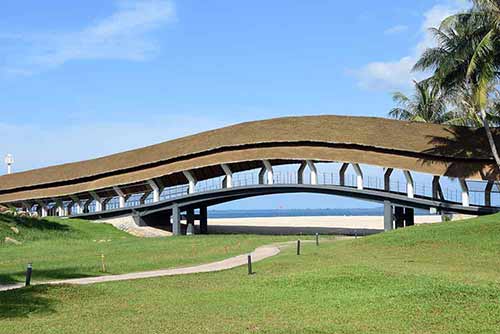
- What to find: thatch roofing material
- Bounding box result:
[0,115,497,203]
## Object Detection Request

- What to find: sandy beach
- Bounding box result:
[206,215,443,235]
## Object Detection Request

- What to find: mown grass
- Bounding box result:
[0,214,303,284]
[2,214,500,333]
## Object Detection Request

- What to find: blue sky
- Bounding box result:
[0,0,470,209]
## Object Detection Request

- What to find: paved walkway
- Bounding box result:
[0,244,281,292]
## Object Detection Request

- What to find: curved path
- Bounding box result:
[0,244,281,292]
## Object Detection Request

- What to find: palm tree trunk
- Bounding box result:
[480,109,500,168]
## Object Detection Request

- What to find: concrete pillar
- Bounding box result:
[186,208,195,235]
[403,170,414,198]
[339,163,349,186]
[297,162,307,184]
[384,168,393,192]
[37,201,48,217]
[89,191,103,212]
[221,164,233,188]
[147,179,162,203]
[172,204,181,236]
[102,197,112,210]
[459,179,470,207]
[199,206,208,234]
[69,196,82,215]
[83,198,93,213]
[432,176,443,200]
[263,160,273,185]
[405,208,415,227]
[394,206,405,229]
[485,181,494,207]
[113,186,127,208]
[183,171,197,194]
[140,191,152,205]
[352,163,363,190]
[53,199,66,216]
[21,201,32,214]
[258,167,266,184]
[383,201,393,232]
[306,160,318,185]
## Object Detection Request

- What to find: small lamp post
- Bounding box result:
[4,154,14,174]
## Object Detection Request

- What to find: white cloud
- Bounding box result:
[1,0,175,74]
[353,1,469,91]
[384,25,408,35]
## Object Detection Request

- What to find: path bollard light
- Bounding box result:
[297,240,301,255]
[101,254,106,273]
[247,255,253,275]
[25,263,32,286]
[315,233,319,246]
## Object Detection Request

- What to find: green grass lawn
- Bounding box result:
[2,214,500,333]
[0,214,302,284]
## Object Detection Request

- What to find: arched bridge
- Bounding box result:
[1,115,500,234]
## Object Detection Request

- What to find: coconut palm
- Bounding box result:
[414,0,500,166]
[388,80,451,123]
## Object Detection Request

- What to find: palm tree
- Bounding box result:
[388,80,451,123]
[414,0,500,166]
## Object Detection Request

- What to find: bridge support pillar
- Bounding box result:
[394,206,414,229]
[37,201,48,217]
[186,208,195,235]
[113,186,127,208]
[183,171,197,194]
[199,206,208,234]
[139,191,151,205]
[339,163,349,186]
[263,160,273,185]
[459,179,470,207]
[172,204,181,236]
[432,176,443,200]
[352,163,363,190]
[306,160,318,185]
[90,191,103,212]
[147,180,162,203]
[485,181,494,207]
[384,168,393,192]
[384,201,393,231]
[54,199,66,216]
[297,162,307,184]
[221,164,233,188]
[403,170,414,198]
[70,196,82,215]
[83,198,93,213]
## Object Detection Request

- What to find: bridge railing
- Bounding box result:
[66,168,500,215]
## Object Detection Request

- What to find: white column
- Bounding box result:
[384,168,393,192]
[70,195,82,215]
[258,167,266,184]
[53,199,66,216]
[352,163,363,190]
[339,163,349,186]
[221,164,233,188]
[459,179,470,207]
[89,191,103,212]
[147,180,161,202]
[113,186,126,208]
[403,170,414,198]
[306,160,317,185]
[183,171,197,194]
[140,191,152,205]
[297,162,307,184]
[37,201,48,217]
[263,160,273,185]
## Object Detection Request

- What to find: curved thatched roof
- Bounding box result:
[0,115,498,203]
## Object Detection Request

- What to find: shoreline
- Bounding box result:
[205,215,443,235]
